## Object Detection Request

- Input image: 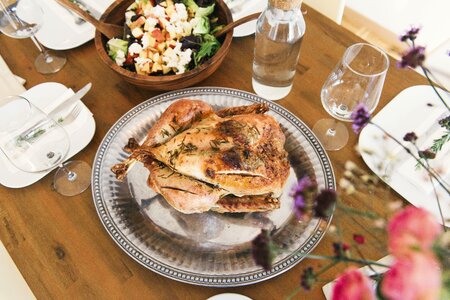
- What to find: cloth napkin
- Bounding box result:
[322,255,393,299]
[0,54,26,99]
[0,240,36,299]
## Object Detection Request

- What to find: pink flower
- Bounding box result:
[387,206,442,256]
[332,268,375,300]
[381,253,441,300]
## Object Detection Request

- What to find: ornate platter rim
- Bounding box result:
[91,87,335,287]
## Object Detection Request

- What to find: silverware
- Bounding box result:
[48,82,91,120]
[59,4,86,25]
[73,0,101,19]
[60,103,83,125]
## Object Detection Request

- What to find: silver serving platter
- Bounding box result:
[92,87,335,287]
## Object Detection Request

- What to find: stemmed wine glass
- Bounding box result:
[0,96,91,196]
[313,43,389,151]
[0,0,66,74]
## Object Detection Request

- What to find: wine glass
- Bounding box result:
[313,43,389,151]
[0,96,91,196]
[0,0,66,74]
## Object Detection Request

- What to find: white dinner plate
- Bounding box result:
[225,0,267,37]
[359,85,450,226]
[0,82,96,188]
[207,293,252,300]
[35,0,114,50]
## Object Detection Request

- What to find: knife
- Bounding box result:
[48,82,92,119]
[73,0,102,20]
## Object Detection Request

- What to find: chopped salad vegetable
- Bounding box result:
[106,0,224,76]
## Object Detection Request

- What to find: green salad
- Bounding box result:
[106,0,224,75]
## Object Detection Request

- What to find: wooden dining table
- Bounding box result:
[0,4,429,300]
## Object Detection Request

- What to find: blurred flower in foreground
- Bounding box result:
[381,252,441,300]
[332,268,375,300]
[400,27,420,42]
[300,267,315,290]
[398,46,426,69]
[352,234,365,245]
[251,229,274,271]
[350,103,371,134]
[290,176,316,220]
[388,206,442,257]
[418,149,437,160]
[314,189,337,218]
[403,132,418,142]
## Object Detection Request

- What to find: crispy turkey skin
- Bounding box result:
[111,99,290,214]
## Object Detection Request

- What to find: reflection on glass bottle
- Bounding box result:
[252,0,305,100]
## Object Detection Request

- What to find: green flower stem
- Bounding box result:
[285,286,301,300]
[421,66,450,112]
[315,261,339,277]
[306,254,390,268]
[370,122,450,195]
[412,143,447,231]
[337,203,380,219]
[353,242,379,275]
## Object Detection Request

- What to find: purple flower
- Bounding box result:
[400,27,420,42]
[290,176,317,220]
[300,267,316,290]
[418,149,436,160]
[398,46,426,69]
[251,229,273,271]
[333,242,350,258]
[439,115,450,130]
[350,103,371,134]
[403,132,418,143]
[313,189,337,218]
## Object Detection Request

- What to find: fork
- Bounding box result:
[59,4,86,25]
[60,103,83,125]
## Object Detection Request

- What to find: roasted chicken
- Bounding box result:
[111,99,290,214]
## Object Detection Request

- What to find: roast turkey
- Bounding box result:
[111,99,290,214]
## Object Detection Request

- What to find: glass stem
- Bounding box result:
[30,35,53,63]
[326,119,338,137]
[58,164,77,182]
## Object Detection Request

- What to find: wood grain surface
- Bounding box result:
[0,5,427,300]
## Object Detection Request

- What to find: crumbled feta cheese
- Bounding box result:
[162,42,192,74]
[125,11,136,25]
[150,5,166,19]
[141,32,151,49]
[115,50,126,66]
[134,57,152,65]
[145,17,158,30]
[174,3,188,21]
[128,43,143,55]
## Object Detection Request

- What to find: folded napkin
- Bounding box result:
[0,241,36,300]
[322,255,393,299]
[0,54,26,99]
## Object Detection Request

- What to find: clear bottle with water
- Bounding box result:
[252,0,305,100]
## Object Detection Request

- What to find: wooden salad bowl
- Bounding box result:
[95,0,233,91]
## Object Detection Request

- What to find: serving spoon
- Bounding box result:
[55,0,260,39]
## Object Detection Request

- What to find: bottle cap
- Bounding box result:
[269,0,302,10]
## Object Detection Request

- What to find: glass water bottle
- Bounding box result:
[252,0,306,100]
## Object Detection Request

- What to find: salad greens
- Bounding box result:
[106,0,224,75]
[194,33,220,66]
[107,38,128,60]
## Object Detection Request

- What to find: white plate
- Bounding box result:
[35,0,114,50]
[0,82,96,188]
[207,293,252,300]
[359,85,450,226]
[226,0,267,37]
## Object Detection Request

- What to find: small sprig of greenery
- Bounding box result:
[16,128,46,146]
